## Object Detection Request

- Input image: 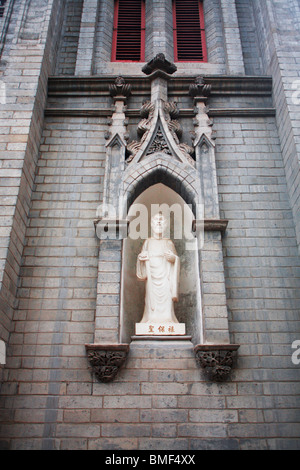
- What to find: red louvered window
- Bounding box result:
[112,0,145,62]
[173,0,207,62]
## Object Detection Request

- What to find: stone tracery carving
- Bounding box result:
[127,98,194,164]
[146,126,172,156]
[138,101,155,136]
[127,101,155,160]
[126,53,195,166]
[189,76,215,147]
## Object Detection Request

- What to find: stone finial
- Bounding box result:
[109,76,132,98]
[142,53,177,76]
[189,76,212,98]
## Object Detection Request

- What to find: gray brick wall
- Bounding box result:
[145,0,174,61]
[0,0,64,382]
[215,115,300,449]
[0,115,106,449]
[0,0,300,452]
[1,113,299,450]
[252,0,300,251]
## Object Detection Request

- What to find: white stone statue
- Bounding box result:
[136,213,184,334]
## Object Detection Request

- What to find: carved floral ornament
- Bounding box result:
[85,343,240,383]
[194,344,240,381]
[85,344,130,383]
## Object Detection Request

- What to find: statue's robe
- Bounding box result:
[136,238,180,324]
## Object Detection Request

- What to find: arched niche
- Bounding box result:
[125,167,198,219]
[120,183,203,345]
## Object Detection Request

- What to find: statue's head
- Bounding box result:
[151,212,167,238]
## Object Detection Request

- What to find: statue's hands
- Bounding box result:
[165,250,176,263]
[138,251,149,261]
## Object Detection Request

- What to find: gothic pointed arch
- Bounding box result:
[121,152,202,219]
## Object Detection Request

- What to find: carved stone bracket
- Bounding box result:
[109,76,132,100]
[189,76,212,100]
[194,344,240,381]
[142,53,177,76]
[85,344,130,383]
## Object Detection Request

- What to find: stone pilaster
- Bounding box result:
[220,0,245,74]
[92,77,131,344]
[75,0,99,76]
[190,77,231,346]
[145,0,173,61]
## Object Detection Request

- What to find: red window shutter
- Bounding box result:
[112,0,145,62]
[173,0,207,62]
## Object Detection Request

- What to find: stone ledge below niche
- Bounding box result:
[131,335,192,341]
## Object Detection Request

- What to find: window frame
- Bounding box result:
[172,0,207,63]
[111,0,146,63]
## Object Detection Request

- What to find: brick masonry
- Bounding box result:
[252,0,300,251]
[0,0,300,451]
[0,0,65,368]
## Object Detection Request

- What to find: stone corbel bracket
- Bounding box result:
[85,344,130,383]
[189,76,212,101]
[109,76,132,101]
[194,344,240,381]
[142,52,177,76]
